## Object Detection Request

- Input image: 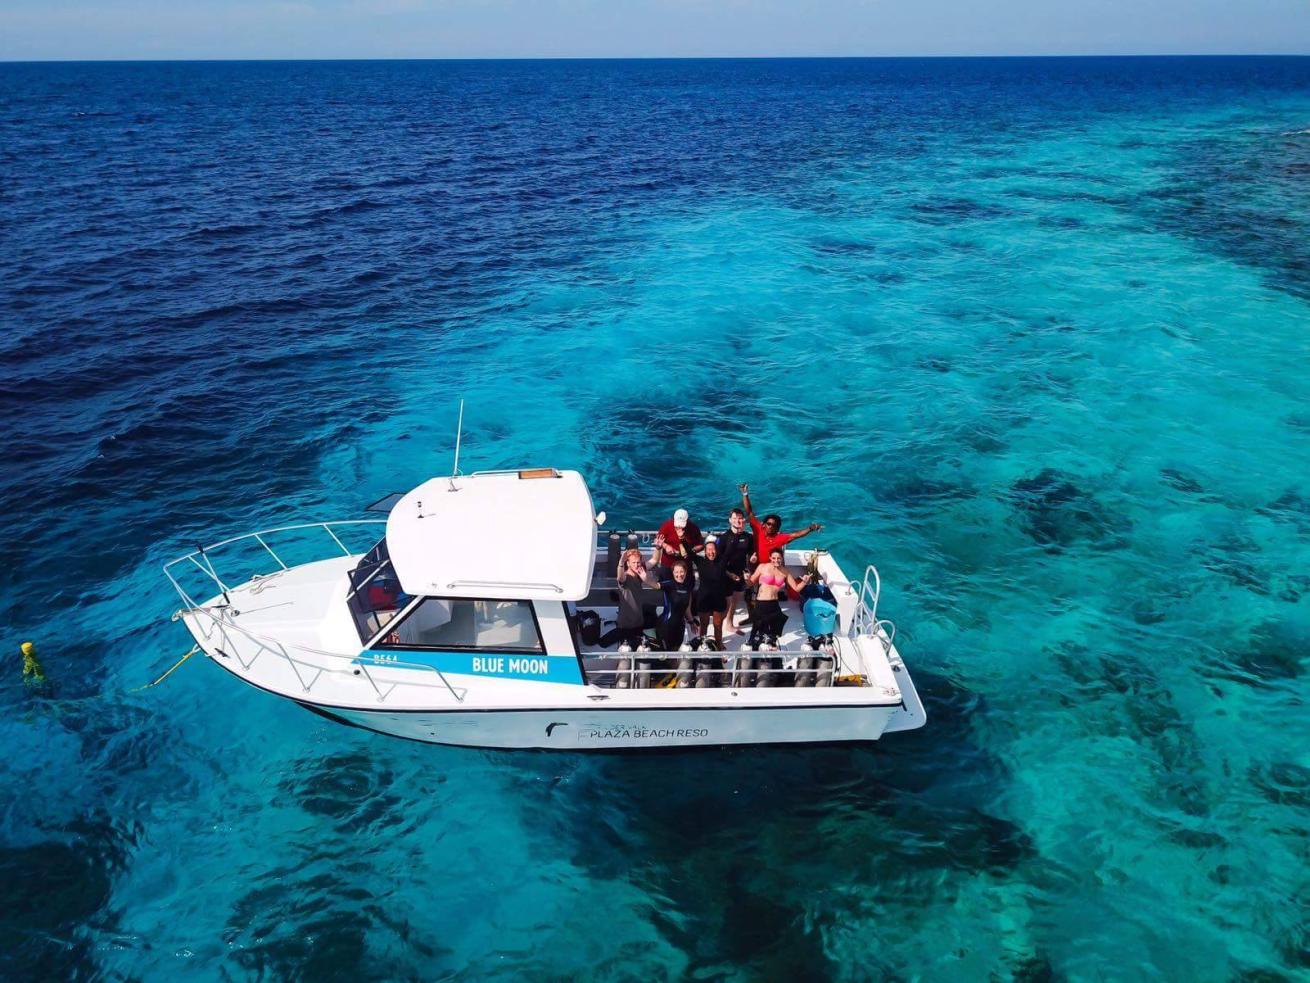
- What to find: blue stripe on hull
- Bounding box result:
[354,649,583,684]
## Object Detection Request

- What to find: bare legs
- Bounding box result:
[726,590,746,634]
[709,607,726,647]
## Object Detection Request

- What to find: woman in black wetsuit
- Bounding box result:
[656,557,696,651]
[689,537,731,649]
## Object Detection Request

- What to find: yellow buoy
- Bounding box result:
[21,641,46,684]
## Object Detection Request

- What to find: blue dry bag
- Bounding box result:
[802,598,838,637]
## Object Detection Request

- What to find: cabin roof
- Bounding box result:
[385,469,597,601]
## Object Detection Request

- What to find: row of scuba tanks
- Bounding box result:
[611,634,840,689]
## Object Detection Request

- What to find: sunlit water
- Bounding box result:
[2,57,1309,981]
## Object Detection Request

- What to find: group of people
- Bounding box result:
[606,483,823,653]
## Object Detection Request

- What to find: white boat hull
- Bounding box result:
[169,523,928,752]
[312,702,906,750]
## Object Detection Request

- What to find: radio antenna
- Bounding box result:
[449,399,465,490]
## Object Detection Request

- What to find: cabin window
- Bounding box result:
[374,598,543,652]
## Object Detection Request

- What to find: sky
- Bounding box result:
[1,0,1309,61]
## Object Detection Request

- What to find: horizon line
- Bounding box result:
[3,52,1309,65]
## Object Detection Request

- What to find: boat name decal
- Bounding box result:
[472,656,549,676]
[356,650,582,684]
[581,725,710,741]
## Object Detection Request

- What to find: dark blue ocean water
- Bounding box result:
[3,57,1310,981]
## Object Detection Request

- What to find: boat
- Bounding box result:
[163,468,926,749]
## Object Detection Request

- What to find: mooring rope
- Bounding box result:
[130,645,200,692]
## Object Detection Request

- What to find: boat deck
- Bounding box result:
[568,550,857,688]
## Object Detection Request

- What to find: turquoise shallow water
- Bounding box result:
[2,58,1310,980]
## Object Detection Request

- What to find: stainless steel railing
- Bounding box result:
[181,600,467,703]
[162,519,465,704]
[849,564,884,635]
[163,520,387,599]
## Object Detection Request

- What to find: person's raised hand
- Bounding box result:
[738,483,749,494]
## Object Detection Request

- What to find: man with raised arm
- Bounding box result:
[738,483,822,569]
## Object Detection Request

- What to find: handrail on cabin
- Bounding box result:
[446,579,564,594]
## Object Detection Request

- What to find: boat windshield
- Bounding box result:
[346,538,409,645]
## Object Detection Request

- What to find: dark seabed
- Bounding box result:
[2,57,1309,981]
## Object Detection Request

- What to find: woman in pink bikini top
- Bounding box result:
[750,549,809,602]
[748,548,812,644]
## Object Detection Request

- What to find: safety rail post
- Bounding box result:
[863,564,881,624]
[874,618,897,653]
[321,523,352,556]
[252,533,288,570]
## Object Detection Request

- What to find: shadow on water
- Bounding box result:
[277,750,408,834]
[1136,127,1310,304]
[1257,488,1310,535]
[1248,760,1310,810]
[509,670,1044,980]
[1052,640,1212,819]
[1204,618,1308,688]
[222,863,451,982]
[226,752,452,980]
[0,812,138,983]
[1192,532,1270,596]
[1007,469,1131,552]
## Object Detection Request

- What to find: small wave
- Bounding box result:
[159,296,310,326]
[306,197,389,220]
[178,222,260,243]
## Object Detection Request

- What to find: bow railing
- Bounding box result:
[179,599,466,703]
[161,520,466,703]
[162,520,386,606]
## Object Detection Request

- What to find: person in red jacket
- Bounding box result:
[739,483,821,565]
[655,508,704,569]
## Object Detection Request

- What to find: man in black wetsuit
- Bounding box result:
[717,506,755,634]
